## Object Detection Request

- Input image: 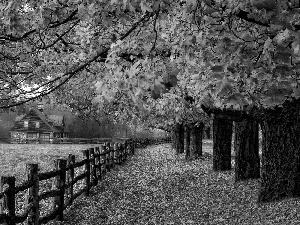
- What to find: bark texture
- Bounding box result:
[171,130,176,149]
[184,125,191,160]
[204,126,211,139]
[213,117,233,171]
[173,123,184,154]
[234,119,260,182]
[178,123,184,154]
[258,100,300,202]
[190,123,204,159]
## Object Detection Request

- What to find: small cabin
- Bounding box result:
[10,108,69,144]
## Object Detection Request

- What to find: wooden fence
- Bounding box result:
[0,137,171,225]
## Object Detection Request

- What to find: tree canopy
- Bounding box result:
[1,0,300,120]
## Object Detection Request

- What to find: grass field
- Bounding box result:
[0,143,106,223]
[0,143,102,183]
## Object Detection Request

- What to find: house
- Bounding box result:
[10,108,69,143]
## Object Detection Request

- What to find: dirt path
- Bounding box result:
[57,143,300,225]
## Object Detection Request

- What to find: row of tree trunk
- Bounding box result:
[172,123,204,159]
[171,103,300,203]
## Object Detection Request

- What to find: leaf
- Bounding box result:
[275,29,290,44]
[78,4,89,21]
[218,82,233,97]
[191,74,200,80]
[211,65,223,73]
[111,0,119,4]
[211,73,223,80]
[242,33,253,42]
[223,93,248,107]
[263,37,273,53]
[117,80,127,90]
[140,1,153,12]
[128,1,136,11]
[292,88,300,99]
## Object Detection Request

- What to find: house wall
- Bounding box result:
[11,110,53,132]
[10,109,66,144]
[10,131,56,143]
[10,131,27,144]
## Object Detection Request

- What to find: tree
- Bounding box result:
[184,1,300,202]
[184,124,191,159]
[2,0,300,203]
[212,116,233,171]
[234,119,260,182]
[189,122,204,159]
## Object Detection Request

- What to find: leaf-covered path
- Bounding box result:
[58,143,300,225]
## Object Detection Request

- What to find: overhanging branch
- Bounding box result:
[201,104,254,122]
[0,12,155,108]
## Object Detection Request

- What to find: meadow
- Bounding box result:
[0,143,111,224]
[0,143,102,182]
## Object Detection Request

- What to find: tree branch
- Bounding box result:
[0,10,78,42]
[0,12,155,108]
[201,104,254,122]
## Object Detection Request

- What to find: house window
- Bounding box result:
[36,121,40,128]
[24,121,28,128]
[40,133,50,141]
[27,133,38,139]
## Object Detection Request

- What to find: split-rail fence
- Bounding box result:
[0,137,171,225]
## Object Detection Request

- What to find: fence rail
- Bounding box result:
[0,137,171,225]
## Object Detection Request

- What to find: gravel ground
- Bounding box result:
[55,143,300,225]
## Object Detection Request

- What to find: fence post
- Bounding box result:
[113,143,118,165]
[124,142,127,162]
[53,159,67,221]
[67,154,75,206]
[0,176,16,225]
[82,150,90,197]
[105,142,110,171]
[105,143,110,172]
[109,143,114,168]
[26,163,39,225]
[121,142,125,163]
[124,141,128,161]
[7,177,16,225]
[90,148,97,186]
[95,147,101,181]
[120,143,125,163]
[0,177,6,214]
[100,145,106,176]
[131,139,135,155]
[117,143,121,164]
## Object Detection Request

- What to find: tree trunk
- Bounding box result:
[204,126,211,139]
[258,100,300,202]
[213,116,233,171]
[171,130,176,149]
[184,125,191,159]
[190,122,204,159]
[234,119,260,182]
[173,125,179,154]
[178,123,184,154]
[173,123,184,154]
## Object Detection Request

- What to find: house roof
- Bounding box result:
[10,108,66,133]
[15,115,25,121]
[48,115,64,126]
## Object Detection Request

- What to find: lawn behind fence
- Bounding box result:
[0,143,102,183]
